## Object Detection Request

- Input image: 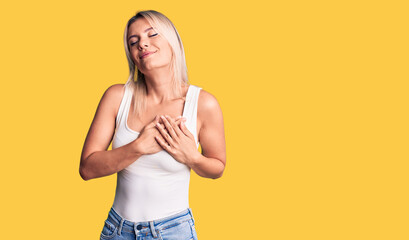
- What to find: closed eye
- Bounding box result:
[130,33,159,46]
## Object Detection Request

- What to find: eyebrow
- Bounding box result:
[128,27,154,41]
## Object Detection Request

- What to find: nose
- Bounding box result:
[137,38,149,50]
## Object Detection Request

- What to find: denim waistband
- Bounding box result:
[106,207,195,237]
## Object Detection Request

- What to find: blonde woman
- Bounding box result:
[79,10,226,240]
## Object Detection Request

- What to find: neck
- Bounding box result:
[143,67,176,104]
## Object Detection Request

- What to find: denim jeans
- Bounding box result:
[100,207,198,240]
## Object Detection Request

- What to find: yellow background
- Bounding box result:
[1,0,408,239]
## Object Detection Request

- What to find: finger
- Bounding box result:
[170,116,187,137]
[156,121,174,145]
[175,116,187,125]
[165,115,184,137]
[161,115,179,139]
[174,118,186,129]
[155,133,166,144]
[176,116,187,122]
[180,121,194,139]
[155,135,171,151]
[166,115,181,130]
[148,115,161,128]
[173,117,186,133]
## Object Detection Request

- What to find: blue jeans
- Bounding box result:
[100,207,198,240]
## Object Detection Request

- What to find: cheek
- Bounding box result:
[154,47,172,64]
[129,48,138,62]
[132,50,143,65]
[157,41,172,57]
[162,45,173,61]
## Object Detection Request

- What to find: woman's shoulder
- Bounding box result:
[197,87,223,120]
[105,83,126,95]
[196,87,224,145]
[197,88,220,110]
[100,84,126,116]
[103,84,126,100]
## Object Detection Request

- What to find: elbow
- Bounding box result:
[211,173,223,179]
[79,165,91,181]
[211,164,225,179]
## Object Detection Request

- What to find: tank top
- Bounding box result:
[111,84,202,222]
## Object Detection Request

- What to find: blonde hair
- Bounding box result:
[123,10,190,118]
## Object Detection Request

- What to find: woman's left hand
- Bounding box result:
[155,115,199,167]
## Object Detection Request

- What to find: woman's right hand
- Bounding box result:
[132,115,186,155]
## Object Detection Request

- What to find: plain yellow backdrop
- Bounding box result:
[1,0,408,239]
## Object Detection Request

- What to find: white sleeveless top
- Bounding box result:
[111,84,202,222]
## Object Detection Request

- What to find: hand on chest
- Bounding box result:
[128,97,187,133]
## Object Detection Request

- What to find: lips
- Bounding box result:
[140,51,156,59]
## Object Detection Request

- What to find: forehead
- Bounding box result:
[128,17,154,34]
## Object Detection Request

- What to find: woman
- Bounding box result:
[79,10,226,240]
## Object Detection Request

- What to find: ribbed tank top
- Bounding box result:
[111,84,202,222]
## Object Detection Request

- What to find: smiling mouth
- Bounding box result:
[140,51,156,59]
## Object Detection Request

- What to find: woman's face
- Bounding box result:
[127,18,173,74]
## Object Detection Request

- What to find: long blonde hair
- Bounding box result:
[123,10,190,118]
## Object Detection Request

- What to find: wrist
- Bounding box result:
[130,138,144,156]
[188,152,202,169]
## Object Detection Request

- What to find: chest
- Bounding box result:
[127,98,202,138]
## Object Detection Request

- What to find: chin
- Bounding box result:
[142,62,172,71]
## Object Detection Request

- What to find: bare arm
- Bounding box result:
[79,84,142,181]
[80,144,143,181]
[190,90,226,179]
